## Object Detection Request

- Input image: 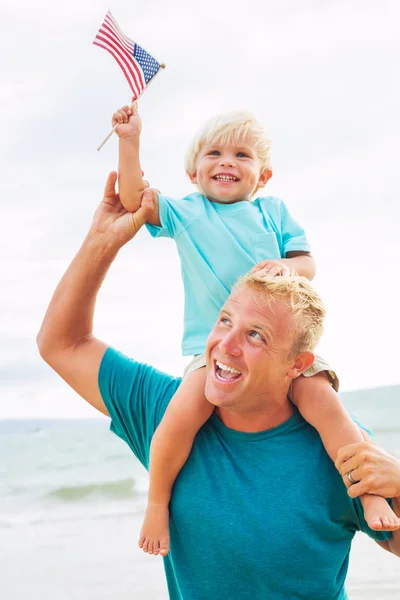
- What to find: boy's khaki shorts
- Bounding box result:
[183,353,339,392]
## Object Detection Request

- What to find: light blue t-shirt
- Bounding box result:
[146,193,310,355]
[99,348,391,600]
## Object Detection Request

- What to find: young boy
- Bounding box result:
[112,104,400,556]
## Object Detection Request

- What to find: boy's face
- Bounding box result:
[189,133,272,204]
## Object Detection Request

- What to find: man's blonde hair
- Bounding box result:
[184,110,272,178]
[234,272,326,359]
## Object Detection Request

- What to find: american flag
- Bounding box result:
[93,11,163,100]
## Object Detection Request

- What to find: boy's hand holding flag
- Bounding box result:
[93,11,165,150]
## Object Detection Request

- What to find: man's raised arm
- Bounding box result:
[36,172,155,415]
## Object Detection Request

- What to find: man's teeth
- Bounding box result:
[216,360,241,375]
[213,175,239,181]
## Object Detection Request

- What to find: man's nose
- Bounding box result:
[219,331,242,357]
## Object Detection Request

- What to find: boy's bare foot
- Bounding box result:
[361,494,400,531]
[138,502,170,556]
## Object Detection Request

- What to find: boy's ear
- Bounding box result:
[258,169,272,188]
[286,352,314,380]
[188,171,198,184]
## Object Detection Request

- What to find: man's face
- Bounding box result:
[189,133,271,204]
[205,286,295,413]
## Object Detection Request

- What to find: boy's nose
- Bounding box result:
[219,156,235,167]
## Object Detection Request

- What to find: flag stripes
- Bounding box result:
[93,11,161,99]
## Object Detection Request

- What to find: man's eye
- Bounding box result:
[249,330,263,341]
[220,317,230,325]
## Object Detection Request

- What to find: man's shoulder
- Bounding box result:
[99,347,182,467]
[99,347,182,411]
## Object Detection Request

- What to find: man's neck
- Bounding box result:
[215,395,295,433]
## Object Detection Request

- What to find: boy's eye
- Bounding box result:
[208,150,220,156]
[237,152,249,158]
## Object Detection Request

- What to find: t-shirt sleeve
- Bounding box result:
[145,193,196,240]
[98,347,181,469]
[279,200,311,256]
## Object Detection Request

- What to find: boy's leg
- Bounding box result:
[292,370,400,531]
[139,366,213,556]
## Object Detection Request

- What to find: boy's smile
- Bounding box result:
[189,134,271,204]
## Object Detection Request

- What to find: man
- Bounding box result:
[37,172,400,599]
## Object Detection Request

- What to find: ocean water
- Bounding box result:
[1,386,400,599]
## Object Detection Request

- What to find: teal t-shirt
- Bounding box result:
[99,348,391,600]
[146,193,310,356]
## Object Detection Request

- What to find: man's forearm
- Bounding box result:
[37,233,118,360]
[36,171,153,413]
[118,137,147,212]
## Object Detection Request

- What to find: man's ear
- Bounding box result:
[257,169,272,189]
[287,352,315,380]
[188,171,197,184]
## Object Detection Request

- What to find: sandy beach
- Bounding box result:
[2,391,399,599]
[2,508,400,599]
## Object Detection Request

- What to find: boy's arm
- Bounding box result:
[251,252,316,280]
[281,251,316,279]
[254,198,315,280]
[113,104,161,226]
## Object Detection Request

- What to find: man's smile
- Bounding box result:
[214,359,243,383]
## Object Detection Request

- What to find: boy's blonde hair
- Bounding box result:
[184,110,272,177]
[234,272,326,360]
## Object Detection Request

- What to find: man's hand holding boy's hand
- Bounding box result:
[251,259,290,278]
[112,101,142,139]
[89,172,155,250]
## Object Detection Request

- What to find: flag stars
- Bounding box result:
[134,44,160,83]
[94,12,162,95]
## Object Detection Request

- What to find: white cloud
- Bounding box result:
[1,0,399,417]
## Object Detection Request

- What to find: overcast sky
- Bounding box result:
[1,0,399,418]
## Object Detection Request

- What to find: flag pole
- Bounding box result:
[97,64,166,152]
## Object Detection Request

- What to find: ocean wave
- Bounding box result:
[104,452,129,462]
[46,478,136,502]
